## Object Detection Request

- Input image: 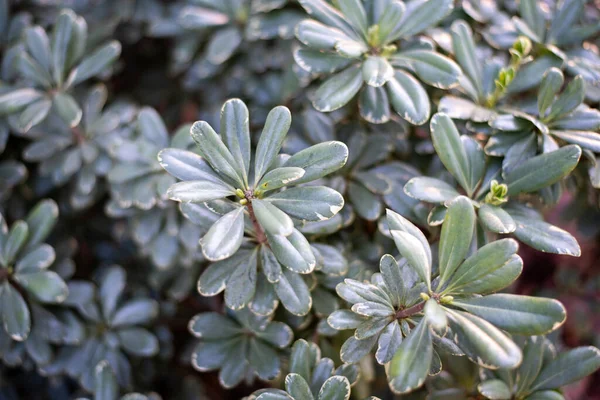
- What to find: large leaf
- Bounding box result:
[509,212,580,256]
[530,346,600,391]
[254,106,292,183]
[505,145,581,195]
[452,294,566,335]
[547,76,584,121]
[283,141,348,184]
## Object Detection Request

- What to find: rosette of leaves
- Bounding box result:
[158,99,348,315]
[294,0,461,124]
[0,9,121,132]
[249,338,369,400]
[50,266,159,391]
[483,0,600,94]
[473,337,600,400]
[175,0,303,80]
[189,308,293,388]
[331,207,568,394]
[404,113,583,256]
[17,85,132,210]
[0,199,69,342]
[487,68,600,181]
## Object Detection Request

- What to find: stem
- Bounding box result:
[395,301,426,319]
[0,268,10,282]
[246,200,267,244]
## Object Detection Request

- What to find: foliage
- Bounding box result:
[0,0,599,399]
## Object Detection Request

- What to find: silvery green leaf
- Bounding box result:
[285,373,314,400]
[318,375,350,400]
[524,391,565,400]
[430,113,472,194]
[351,302,394,318]
[69,41,121,86]
[111,299,158,327]
[446,309,522,369]
[404,176,460,203]
[189,312,242,339]
[547,0,585,44]
[438,96,496,122]
[425,299,447,335]
[14,98,52,133]
[376,0,405,43]
[549,105,600,131]
[289,339,315,380]
[252,199,294,236]
[390,230,431,289]
[295,20,353,51]
[507,55,563,94]
[386,209,432,266]
[376,320,403,364]
[335,40,367,58]
[538,68,564,116]
[53,92,82,128]
[388,318,432,394]
[362,56,393,88]
[515,336,545,397]
[451,20,483,98]
[257,321,293,349]
[250,274,278,316]
[51,10,75,86]
[478,204,516,234]
[444,238,519,294]
[1,282,30,341]
[14,271,68,303]
[313,65,363,112]
[118,327,159,356]
[254,106,292,183]
[459,254,523,295]
[505,145,581,195]
[25,26,51,75]
[198,252,244,296]
[167,180,235,203]
[518,0,545,41]
[502,133,537,174]
[438,196,475,288]
[348,181,382,221]
[221,99,251,179]
[379,254,404,306]
[463,136,485,191]
[191,121,245,188]
[297,0,361,40]
[179,6,229,29]
[510,212,580,256]
[15,244,55,273]
[551,130,600,152]
[256,391,294,400]
[219,339,248,388]
[359,85,390,124]
[274,268,312,316]
[138,107,168,148]
[158,149,222,183]
[260,245,282,283]
[452,294,566,335]
[266,186,344,222]
[18,53,52,88]
[201,207,245,261]
[392,0,453,39]
[294,48,352,74]
[390,50,461,89]
[310,358,335,395]
[530,346,600,391]
[3,220,28,265]
[283,141,348,184]
[386,70,430,125]
[547,76,585,121]
[267,229,315,273]
[249,338,280,380]
[327,309,366,330]
[99,266,125,321]
[94,360,118,400]
[257,167,305,192]
[0,89,44,115]
[340,334,377,363]
[205,26,242,65]
[478,379,511,400]
[338,0,367,35]
[312,244,347,276]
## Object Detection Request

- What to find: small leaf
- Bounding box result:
[274,268,312,316]
[200,207,245,261]
[94,361,118,400]
[69,41,121,85]
[359,85,391,124]
[386,70,430,125]
[451,20,483,98]
[390,50,461,89]
[0,89,44,115]
[267,229,316,274]
[392,0,453,38]
[313,66,363,112]
[390,230,431,289]
[285,373,314,400]
[1,282,31,341]
[167,180,235,203]
[538,68,564,116]
[254,106,292,182]
[547,75,585,121]
[337,0,368,35]
[252,199,294,236]
[53,92,82,128]
[318,375,350,400]
[425,299,447,335]
[14,271,68,304]
[3,220,28,265]
[224,250,257,310]
[257,167,305,192]
[362,56,393,88]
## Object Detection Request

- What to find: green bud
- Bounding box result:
[513,36,532,57]
[420,292,431,301]
[235,188,245,198]
[381,44,398,58]
[485,180,509,205]
[440,295,454,304]
[367,25,381,48]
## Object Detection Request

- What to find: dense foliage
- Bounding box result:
[0,0,599,399]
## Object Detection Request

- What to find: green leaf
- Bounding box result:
[224,250,257,310]
[51,10,75,86]
[390,50,461,89]
[318,375,350,400]
[375,320,403,364]
[190,121,245,188]
[340,335,377,363]
[446,309,522,369]
[69,41,121,86]
[118,327,159,356]
[252,199,294,236]
[285,373,314,400]
[438,96,496,122]
[313,65,363,112]
[257,167,305,192]
[550,130,600,153]
[510,212,581,256]
[158,148,223,182]
[53,92,82,128]
[179,6,229,29]
[189,312,242,339]
[14,271,68,303]
[14,98,52,132]
[376,0,405,43]
[386,70,430,125]
[505,145,582,195]
[137,106,168,147]
[24,199,58,249]
[25,26,51,75]
[524,391,565,400]
[260,245,282,283]
[362,56,393,88]
[15,244,55,273]
[430,113,471,194]
[266,186,344,222]
[283,141,348,184]
[220,99,251,182]
[1,282,31,341]
[267,229,316,274]
[386,209,432,267]
[451,20,483,99]
[478,379,511,400]
[547,76,585,121]
[438,196,475,289]
[547,0,585,44]
[337,0,367,35]
[444,239,519,294]
[388,318,432,394]
[274,268,312,316]
[478,204,516,234]
[327,309,366,330]
[294,48,352,74]
[530,346,600,391]
[452,294,566,335]
[348,181,382,221]
[516,336,545,397]
[379,254,404,306]
[392,0,453,38]
[94,360,118,400]
[204,26,242,65]
[295,20,353,51]
[200,207,245,261]
[359,85,391,124]
[404,177,460,203]
[390,230,431,289]
[167,180,236,203]
[297,0,360,40]
[254,106,292,183]
[538,68,564,116]
[425,299,447,335]
[518,0,545,41]
[3,220,28,265]
[0,89,44,115]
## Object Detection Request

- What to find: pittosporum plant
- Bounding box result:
[0,1,599,399]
